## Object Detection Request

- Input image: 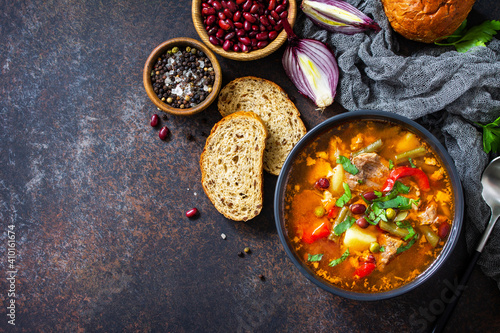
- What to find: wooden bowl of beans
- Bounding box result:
[143,37,222,116]
[192,0,297,61]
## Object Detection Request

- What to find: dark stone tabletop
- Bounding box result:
[1,1,499,332]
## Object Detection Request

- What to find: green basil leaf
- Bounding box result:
[389,159,394,170]
[337,156,359,175]
[308,254,324,262]
[396,221,416,241]
[328,248,350,267]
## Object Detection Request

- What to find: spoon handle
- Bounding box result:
[431,249,481,333]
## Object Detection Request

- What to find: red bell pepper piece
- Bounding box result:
[382,166,430,192]
[302,222,330,244]
[327,206,340,219]
[353,262,376,279]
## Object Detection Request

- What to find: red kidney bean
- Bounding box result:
[268,30,278,40]
[282,0,289,6]
[275,4,285,13]
[225,31,236,40]
[257,40,268,48]
[209,35,220,45]
[242,0,252,12]
[243,20,252,31]
[216,28,225,38]
[356,217,369,229]
[150,114,159,127]
[248,31,257,38]
[218,11,226,20]
[241,43,250,52]
[274,22,283,31]
[259,24,267,31]
[207,0,214,4]
[251,38,258,47]
[206,14,217,26]
[202,7,216,16]
[236,0,245,4]
[159,126,169,140]
[238,36,251,45]
[222,39,233,51]
[314,178,330,190]
[208,27,219,35]
[243,12,257,23]
[223,8,233,18]
[256,32,268,40]
[268,0,276,10]
[250,3,259,14]
[233,10,242,22]
[227,1,237,12]
[202,2,210,8]
[251,24,258,31]
[350,204,367,215]
[234,21,243,28]
[233,44,240,52]
[267,15,276,25]
[221,0,228,8]
[363,191,378,202]
[236,28,246,36]
[212,0,222,11]
[226,19,234,29]
[271,10,279,20]
[438,222,451,239]
[279,10,288,19]
[186,208,199,218]
[259,15,270,26]
[208,26,218,35]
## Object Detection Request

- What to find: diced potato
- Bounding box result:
[328,164,344,195]
[343,225,377,252]
[396,132,421,153]
[306,158,332,185]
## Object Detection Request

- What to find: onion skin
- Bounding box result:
[302,0,381,35]
[282,19,339,109]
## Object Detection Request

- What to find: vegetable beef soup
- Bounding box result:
[284,120,455,293]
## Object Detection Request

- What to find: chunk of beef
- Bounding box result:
[419,201,438,224]
[346,153,388,188]
[378,234,403,269]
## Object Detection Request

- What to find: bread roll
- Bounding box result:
[381,0,475,43]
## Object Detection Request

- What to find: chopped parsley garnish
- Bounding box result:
[335,183,352,207]
[389,159,394,170]
[308,254,324,262]
[409,158,416,168]
[396,233,419,254]
[333,216,356,236]
[396,221,416,241]
[379,246,385,252]
[328,248,350,267]
[337,156,359,175]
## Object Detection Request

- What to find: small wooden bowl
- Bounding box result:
[143,37,222,116]
[192,0,296,61]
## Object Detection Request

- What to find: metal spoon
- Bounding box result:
[433,155,500,333]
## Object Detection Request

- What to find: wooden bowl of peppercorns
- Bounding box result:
[192,0,296,61]
[143,37,222,116]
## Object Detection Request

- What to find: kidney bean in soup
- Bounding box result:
[284,120,455,292]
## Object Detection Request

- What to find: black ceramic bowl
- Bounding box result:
[274,110,464,301]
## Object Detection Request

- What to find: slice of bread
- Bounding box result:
[200,111,267,222]
[218,76,307,175]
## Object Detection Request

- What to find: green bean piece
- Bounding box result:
[328,206,349,241]
[418,225,439,247]
[379,220,409,239]
[352,139,383,157]
[395,146,426,164]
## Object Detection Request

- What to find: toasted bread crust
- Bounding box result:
[200,111,267,222]
[218,76,307,175]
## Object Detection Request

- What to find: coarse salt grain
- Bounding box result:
[221,233,226,240]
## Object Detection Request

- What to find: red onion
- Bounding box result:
[301,0,380,34]
[282,19,339,109]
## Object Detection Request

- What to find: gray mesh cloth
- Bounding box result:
[295,0,500,287]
